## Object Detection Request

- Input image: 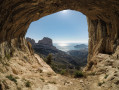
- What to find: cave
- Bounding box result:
[1,0,119,63]
[0,0,119,89]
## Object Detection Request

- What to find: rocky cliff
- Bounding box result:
[38,37,53,46]
[0,0,119,90]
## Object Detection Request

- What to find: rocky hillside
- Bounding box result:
[26,37,87,74]
[0,46,119,90]
[67,48,88,66]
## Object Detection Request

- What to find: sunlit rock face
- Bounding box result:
[26,37,35,46]
[0,0,119,67]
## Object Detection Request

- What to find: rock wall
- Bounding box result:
[0,0,119,68]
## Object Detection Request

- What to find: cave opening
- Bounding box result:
[1,1,119,89]
[25,10,88,76]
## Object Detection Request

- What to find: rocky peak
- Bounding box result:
[38,37,53,46]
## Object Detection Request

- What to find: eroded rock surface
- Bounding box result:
[0,0,119,90]
[26,37,35,46]
[0,0,119,62]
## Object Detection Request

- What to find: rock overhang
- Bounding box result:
[0,0,119,62]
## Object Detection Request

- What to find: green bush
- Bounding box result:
[60,69,66,75]
[74,71,84,78]
[25,81,31,87]
[98,81,105,86]
[6,75,17,84]
[104,74,108,79]
[98,82,102,86]
[46,53,53,64]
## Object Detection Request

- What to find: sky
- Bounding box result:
[25,10,88,44]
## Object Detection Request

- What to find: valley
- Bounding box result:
[26,37,88,75]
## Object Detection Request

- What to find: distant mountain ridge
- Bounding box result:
[26,37,88,73]
[74,44,88,49]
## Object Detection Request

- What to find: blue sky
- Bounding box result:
[25,10,88,44]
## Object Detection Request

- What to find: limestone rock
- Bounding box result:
[0,0,119,90]
[0,0,119,62]
[38,37,53,47]
[26,37,35,46]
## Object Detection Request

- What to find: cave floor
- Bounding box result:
[0,51,119,90]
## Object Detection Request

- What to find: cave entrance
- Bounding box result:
[25,10,88,76]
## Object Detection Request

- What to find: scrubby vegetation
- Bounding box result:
[6,75,17,84]
[27,37,88,78]
[104,74,108,79]
[74,71,85,78]
[28,37,88,77]
[89,72,96,76]
[46,53,53,64]
[98,81,105,86]
[60,69,66,75]
[25,81,31,87]
[38,53,86,77]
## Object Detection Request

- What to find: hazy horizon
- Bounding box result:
[26,36,88,44]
